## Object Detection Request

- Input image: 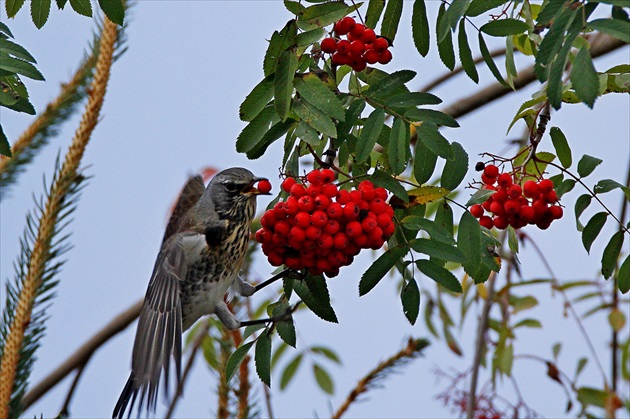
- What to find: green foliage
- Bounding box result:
[5,0,124,27]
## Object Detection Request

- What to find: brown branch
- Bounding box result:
[332,337,429,419]
[440,35,625,120]
[21,299,142,410]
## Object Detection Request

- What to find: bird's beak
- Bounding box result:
[242,177,271,196]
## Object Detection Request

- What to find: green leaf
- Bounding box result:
[508,225,519,255]
[405,109,459,128]
[0,39,36,63]
[284,0,306,15]
[537,0,564,25]
[435,201,454,238]
[0,55,44,80]
[359,247,407,296]
[236,106,278,153]
[466,0,505,17]
[441,142,468,190]
[505,35,517,89]
[295,121,320,145]
[313,364,334,394]
[264,20,297,77]
[310,346,341,364]
[0,125,11,157]
[416,259,463,293]
[380,0,403,42]
[574,194,592,231]
[411,0,430,56]
[480,18,529,36]
[437,4,455,70]
[365,69,416,99]
[589,18,630,43]
[31,0,51,29]
[478,32,508,87]
[5,0,26,18]
[356,108,385,163]
[401,216,455,244]
[447,0,471,30]
[413,138,437,184]
[69,0,92,16]
[386,92,441,108]
[365,0,385,29]
[295,28,325,47]
[98,0,124,25]
[458,19,479,83]
[458,211,482,277]
[401,277,420,324]
[0,22,14,37]
[549,127,572,168]
[292,276,338,323]
[225,341,255,384]
[577,387,608,408]
[411,238,466,263]
[293,73,345,121]
[255,330,272,386]
[280,354,303,390]
[337,98,365,142]
[514,318,542,329]
[571,48,599,108]
[416,123,454,159]
[601,230,624,279]
[594,179,624,195]
[299,1,351,27]
[618,254,630,293]
[577,154,603,178]
[274,50,298,121]
[389,117,409,175]
[293,98,337,138]
[535,6,577,81]
[581,212,608,253]
[55,0,68,9]
[372,169,408,201]
[273,301,297,347]
[465,189,495,206]
[240,75,274,121]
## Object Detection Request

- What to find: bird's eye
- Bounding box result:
[223,181,240,193]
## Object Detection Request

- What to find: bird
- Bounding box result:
[113,167,270,419]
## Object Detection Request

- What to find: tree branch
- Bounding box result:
[21,299,142,410]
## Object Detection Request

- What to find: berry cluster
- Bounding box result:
[470,164,564,230]
[320,16,393,72]
[255,169,396,277]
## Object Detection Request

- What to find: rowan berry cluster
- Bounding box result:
[470,164,564,230]
[320,16,393,72]
[255,169,396,277]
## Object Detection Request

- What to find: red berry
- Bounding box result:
[306,170,323,185]
[305,225,322,240]
[311,210,328,227]
[333,232,349,249]
[326,202,344,220]
[324,219,341,235]
[504,199,521,215]
[544,190,558,203]
[493,216,509,230]
[376,213,392,228]
[519,205,536,223]
[334,17,356,35]
[489,201,505,216]
[349,23,365,38]
[317,234,334,249]
[322,183,338,198]
[374,188,388,200]
[363,49,379,64]
[321,37,337,54]
[373,37,389,52]
[483,164,499,178]
[337,189,352,204]
[523,180,539,199]
[290,183,306,197]
[314,194,331,210]
[377,49,392,64]
[350,189,363,203]
[481,173,496,185]
[497,173,513,188]
[298,195,314,212]
[507,184,522,199]
[346,221,363,238]
[350,58,367,72]
[257,179,272,194]
[331,52,350,66]
[549,205,563,220]
[538,179,554,194]
[281,177,296,193]
[369,198,389,215]
[289,226,306,242]
[470,204,484,218]
[492,188,508,202]
[479,216,494,229]
[361,28,376,43]
[382,221,395,238]
[350,40,365,56]
[321,169,335,183]
[273,220,290,236]
[306,185,322,197]
[285,197,298,215]
[337,39,351,54]
[343,202,360,220]
[295,211,311,228]
[361,216,378,233]
[532,199,548,218]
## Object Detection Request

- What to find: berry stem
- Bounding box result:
[306,143,351,178]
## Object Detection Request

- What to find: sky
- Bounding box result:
[1,1,629,418]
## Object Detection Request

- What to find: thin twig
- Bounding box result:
[22,300,142,409]
[58,362,87,417]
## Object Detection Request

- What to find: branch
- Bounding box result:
[21,300,142,410]
[332,338,429,419]
[440,35,625,120]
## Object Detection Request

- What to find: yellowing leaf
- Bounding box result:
[407,186,450,205]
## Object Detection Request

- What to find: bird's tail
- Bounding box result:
[112,374,139,419]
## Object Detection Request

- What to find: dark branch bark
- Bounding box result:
[22,300,142,409]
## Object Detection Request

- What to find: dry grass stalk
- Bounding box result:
[0,18,118,418]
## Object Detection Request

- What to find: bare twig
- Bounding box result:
[22,300,142,409]
[58,362,87,418]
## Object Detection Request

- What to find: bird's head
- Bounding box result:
[207,167,270,218]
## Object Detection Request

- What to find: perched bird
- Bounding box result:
[113,167,270,418]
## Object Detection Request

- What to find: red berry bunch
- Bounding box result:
[320,16,393,72]
[255,169,396,277]
[470,164,564,230]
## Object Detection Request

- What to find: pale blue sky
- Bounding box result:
[1,1,628,418]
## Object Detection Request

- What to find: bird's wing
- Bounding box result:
[123,235,186,415]
[162,175,205,244]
